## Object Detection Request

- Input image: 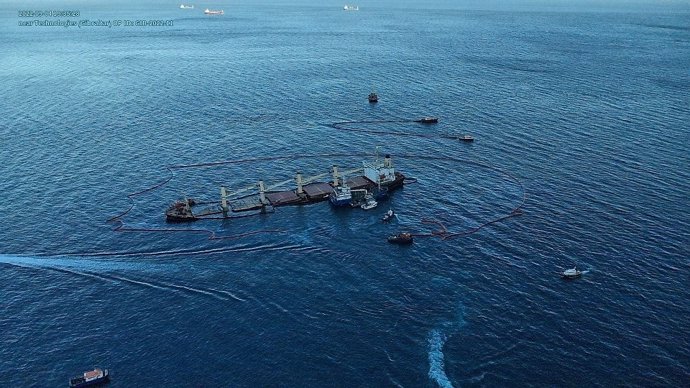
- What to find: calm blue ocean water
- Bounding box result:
[1,1,689,386]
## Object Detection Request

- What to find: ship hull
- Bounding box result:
[165,213,198,223]
[381,172,405,191]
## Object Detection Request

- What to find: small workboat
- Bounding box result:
[561,266,582,279]
[69,368,109,388]
[179,4,194,9]
[382,209,395,222]
[388,232,413,244]
[360,193,378,210]
[368,91,378,103]
[204,8,224,15]
[458,135,474,142]
[418,117,438,124]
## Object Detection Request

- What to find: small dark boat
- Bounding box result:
[368,92,378,103]
[165,198,197,222]
[458,135,474,142]
[388,232,413,244]
[418,116,438,124]
[69,368,109,387]
[382,209,395,222]
[561,266,582,279]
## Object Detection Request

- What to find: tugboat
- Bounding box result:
[165,198,197,222]
[382,209,395,222]
[418,117,439,124]
[360,193,378,210]
[561,266,582,279]
[204,8,224,15]
[368,91,378,103]
[388,232,413,244]
[69,368,109,387]
[329,182,352,207]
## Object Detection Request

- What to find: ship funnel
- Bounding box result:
[384,154,392,168]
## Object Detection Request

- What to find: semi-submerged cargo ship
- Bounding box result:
[165,152,406,222]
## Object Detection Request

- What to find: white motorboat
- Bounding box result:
[561,266,582,279]
[361,193,378,210]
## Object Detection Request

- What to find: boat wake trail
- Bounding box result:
[0,254,168,272]
[0,254,245,303]
[428,329,455,388]
[428,303,467,388]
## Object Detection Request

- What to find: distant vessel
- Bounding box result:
[69,368,109,388]
[329,182,352,206]
[166,198,197,222]
[343,5,359,11]
[179,4,194,9]
[561,266,582,279]
[368,90,378,103]
[459,135,474,142]
[388,232,413,244]
[360,193,378,210]
[204,8,224,15]
[382,209,395,222]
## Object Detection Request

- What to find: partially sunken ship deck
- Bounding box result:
[166,153,406,222]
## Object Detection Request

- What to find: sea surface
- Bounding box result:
[1,1,689,386]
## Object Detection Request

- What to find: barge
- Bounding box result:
[69,368,109,388]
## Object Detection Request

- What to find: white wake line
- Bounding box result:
[428,329,456,388]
